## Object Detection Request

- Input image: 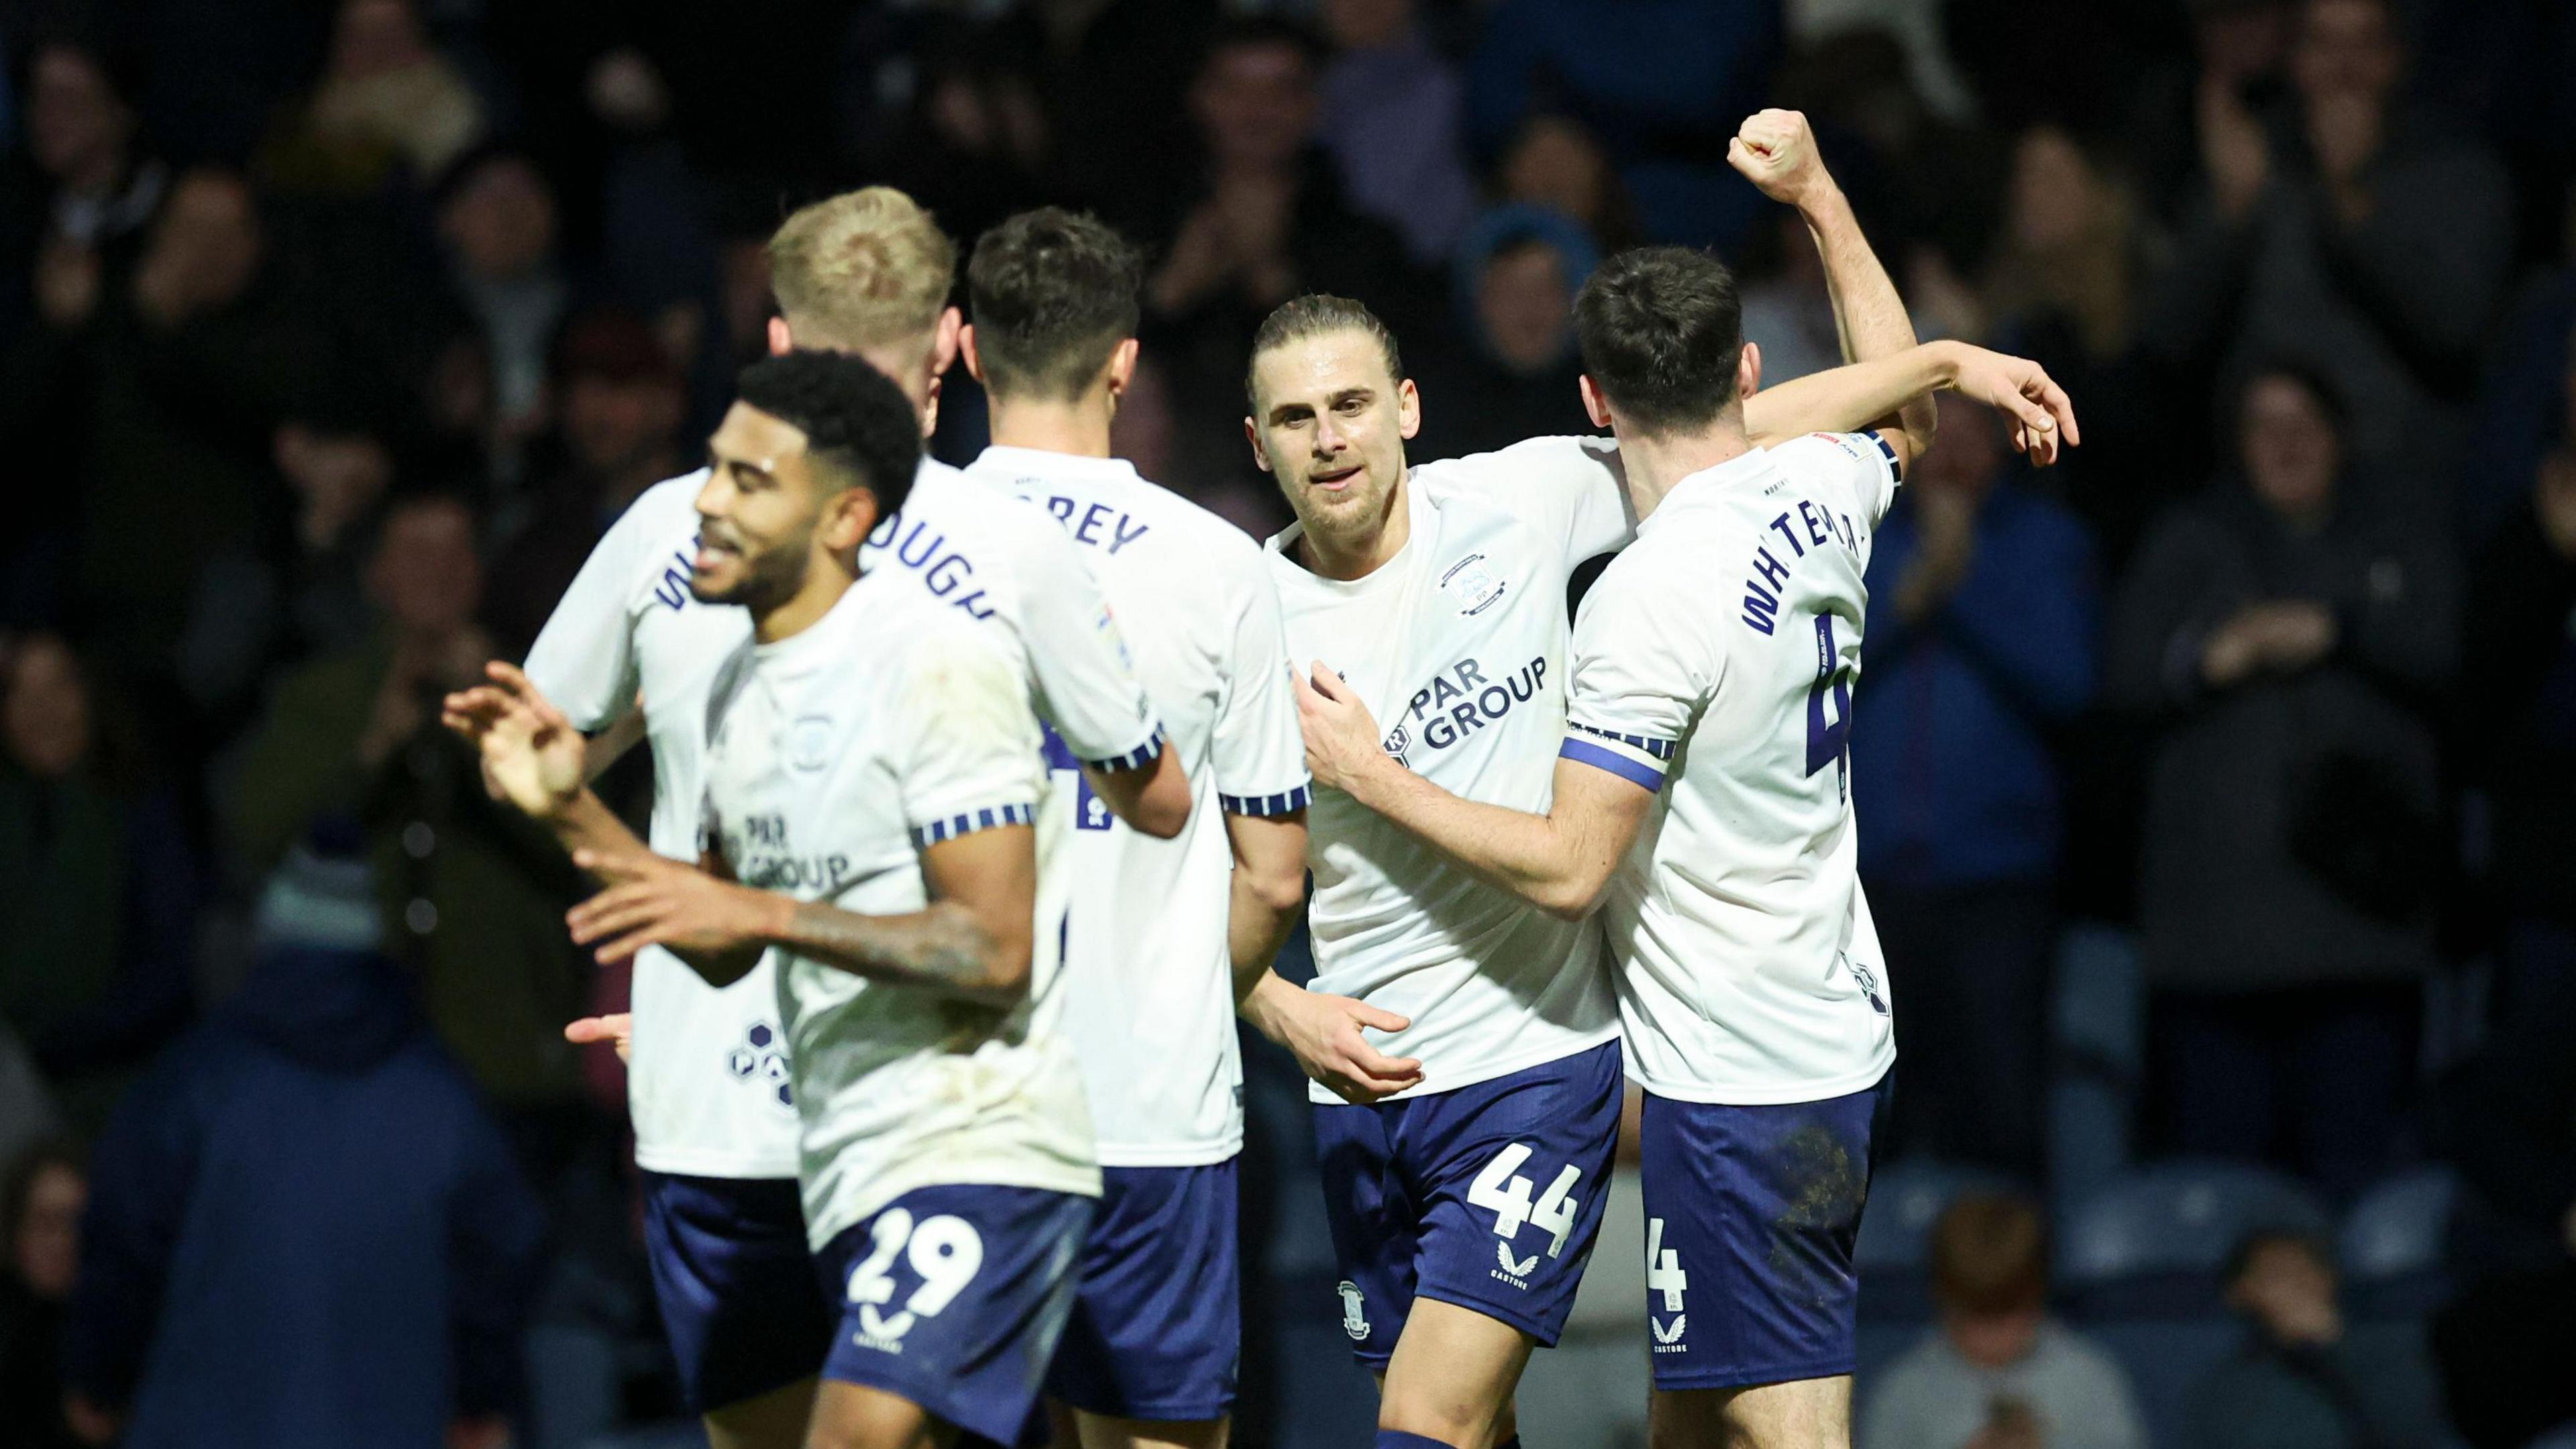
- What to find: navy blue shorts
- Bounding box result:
[1045,1161,1240,1421]
[815,1183,1095,1443]
[1637,1072,1893,1391]
[640,1171,834,1413]
[1313,1040,1623,1366]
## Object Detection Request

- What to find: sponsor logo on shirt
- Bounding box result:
[724,1020,795,1110]
[1386,655,1550,755]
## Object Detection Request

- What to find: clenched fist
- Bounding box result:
[1727,108,1834,209]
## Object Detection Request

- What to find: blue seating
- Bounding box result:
[2049,924,2142,1223]
[2342,1164,2461,1321]
[1854,1158,2018,1324]
[2059,1159,2332,1304]
[2059,1161,2331,1449]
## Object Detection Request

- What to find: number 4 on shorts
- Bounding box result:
[1468,1143,1584,1258]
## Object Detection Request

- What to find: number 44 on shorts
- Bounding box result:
[1470,1143,1582,1279]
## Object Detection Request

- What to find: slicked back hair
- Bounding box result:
[1246,294,1405,411]
[767,188,957,354]
[735,352,924,517]
[967,209,1144,403]
[1572,246,1745,438]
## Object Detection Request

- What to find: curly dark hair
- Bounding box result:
[734,351,924,517]
[967,208,1145,404]
[1572,246,1745,438]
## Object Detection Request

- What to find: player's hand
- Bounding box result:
[1727,108,1832,210]
[566,850,786,968]
[1247,975,1423,1104]
[442,662,585,818]
[564,1012,633,1063]
[1942,344,2080,465]
[1295,663,1390,796]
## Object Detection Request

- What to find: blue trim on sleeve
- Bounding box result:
[1559,737,1664,792]
[1568,720,1676,761]
[1220,784,1313,817]
[1870,430,1902,484]
[910,801,1037,848]
[1083,729,1165,773]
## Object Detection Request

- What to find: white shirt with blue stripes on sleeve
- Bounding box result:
[524,458,1161,1183]
[966,446,1311,1168]
[1265,435,1633,1105]
[1562,432,1903,1107]
[699,567,1099,1253]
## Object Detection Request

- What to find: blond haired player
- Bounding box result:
[496,187,1185,1449]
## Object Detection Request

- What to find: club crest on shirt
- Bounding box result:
[788,716,835,773]
[1438,553,1507,616]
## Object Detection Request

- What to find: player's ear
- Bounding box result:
[766,316,793,358]
[1578,374,1613,431]
[930,306,963,379]
[1737,341,1762,402]
[1243,415,1270,472]
[1106,337,1140,397]
[959,323,987,384]
[1397,376,1421,441]
[821,479,879,553]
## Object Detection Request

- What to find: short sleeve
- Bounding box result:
[896,618,1048,847]
[1212,570,1311,816]
[1012,523,1164,771]
[1560,564,1707,792]
[1774,431,1902,530]
[525,489,665,730]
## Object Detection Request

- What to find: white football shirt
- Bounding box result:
[1563,433,1902,1105]
[1265,437,1631,1104]
[966,446,1309,1166]
[700,572,1097,1249]
[524,460,1159,1179]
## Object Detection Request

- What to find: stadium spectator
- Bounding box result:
[435,147,577,482]
[0,1139,85,1449]
[60,846,542,1449]
[1,34,167,339]
[1860,1191,2145,1449]
[1980,125,2192,568]
[1852,396,2098,1178]
[1315,0,1478,264]
[2109,364,2457,1198]
[0,635,197,1137]
[260,0,489,195]
[2187,1228,2452,1449]
[1464,0,1780,247]
[1409,205,1598,460]
[1142,18,1417,504]
[225,494,596,1137]
[1495,111,1643,254]
[484,310,688,654]
[178,409,395,734]
[2147,0,2512,499]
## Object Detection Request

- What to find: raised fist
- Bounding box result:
[1727,109,1832,209]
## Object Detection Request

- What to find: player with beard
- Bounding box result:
[453,352,1101,1449]
[1234,112,2075,1449]
[502,186,1184,1449]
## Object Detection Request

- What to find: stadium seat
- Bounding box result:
[2060,1161,2332,1449]
[2049,924,2142,1222]
[2342,1164,2461,1321]
[2059,1159,2332,1299]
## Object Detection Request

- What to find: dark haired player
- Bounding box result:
[504,186,1177,1449]
[958,207,1312,1449]
[450,352,1099,1449]
[1237,110,2074,1449]
[1292,240,2078,1449]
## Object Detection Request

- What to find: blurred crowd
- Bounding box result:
[0,0,2573,1445]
